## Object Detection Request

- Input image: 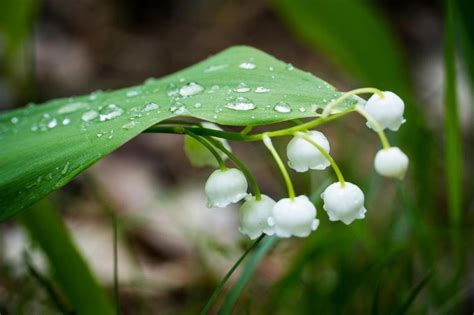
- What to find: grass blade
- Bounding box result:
[218,236,279,315]
[200,235,265,315]
[444,0,463,227]
[391,273,432,315]
[20,200,115,315]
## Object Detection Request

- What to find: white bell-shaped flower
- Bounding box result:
[286,131,331,172]
[374,147,409,179]
[268,195,319,238]
[239,195,276,239]
[321,182,366,225]
[365,91,405,131]
[184,122,231,167]
[205,168,248,208]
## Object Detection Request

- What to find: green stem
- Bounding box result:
[113,212,120,315]
[240,125,254,135]
[200,235,265,315]
[206,137,262,200]
[321,87,383,117]
[355,105,391,149]
[145,110,353,142]
[299,132,345,187]
[262,134,295,200]
[184,130,227,170]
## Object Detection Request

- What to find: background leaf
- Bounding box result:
[0,46,357,221]
[270,0,438,211]
[20,199,115,315]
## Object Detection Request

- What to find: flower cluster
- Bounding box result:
[185,90,409,240]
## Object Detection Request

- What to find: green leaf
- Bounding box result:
[0,46,356,221]
[444,0,463,227]
[218,236,279,315]
[20,200,115,315]
[270,0,409,93]
[391,272,432,315]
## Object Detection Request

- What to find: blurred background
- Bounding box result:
[0,0,473,314]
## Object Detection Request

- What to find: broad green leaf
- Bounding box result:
[0,46,356,221]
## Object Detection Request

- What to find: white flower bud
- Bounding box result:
[365,91,405,131]
[268,195,319,238]
[184,122,230,167]
[205,168,248,208]
[321,182,366,225]
[239,195,276,239]
[374,147,409,179]
[286,131,331,172]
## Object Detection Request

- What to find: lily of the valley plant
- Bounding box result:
[178,89,409,239]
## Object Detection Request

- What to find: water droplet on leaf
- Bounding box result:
[143,102,159,112]
[274,102,292,113]
[225,96,256,111]
[234,83,250,93]
[239,62,256,70]
[204,64,228,73]
[255,87,270,93]
[99,104,124,122]
[179,82,204,97]
[126,90,140,97]
[81,110,99,122]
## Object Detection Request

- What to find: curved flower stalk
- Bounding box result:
[184,122,231,167]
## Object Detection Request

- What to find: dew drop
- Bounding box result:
[99,104,124,122]
[143,102,159,112]
[234,83,250,93]
[194,102,202,108]
[204,64,228,73]
[58,102,88,114]
[255,87,270,93]
[61,162,70,175]
[286,63,294,71]
[170,102,189,115]
[47,118,58,129]
[225,96,256,111]
[62,118,71,125]
[167,83,179,98]
[81,110,99,122]
[239,62,256,70]
[122,121,137,130]
[179,82,204,97]
[299,107,306,112]
[11,117,19,124]
[126,90,140,97]
[274,102,292,113]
